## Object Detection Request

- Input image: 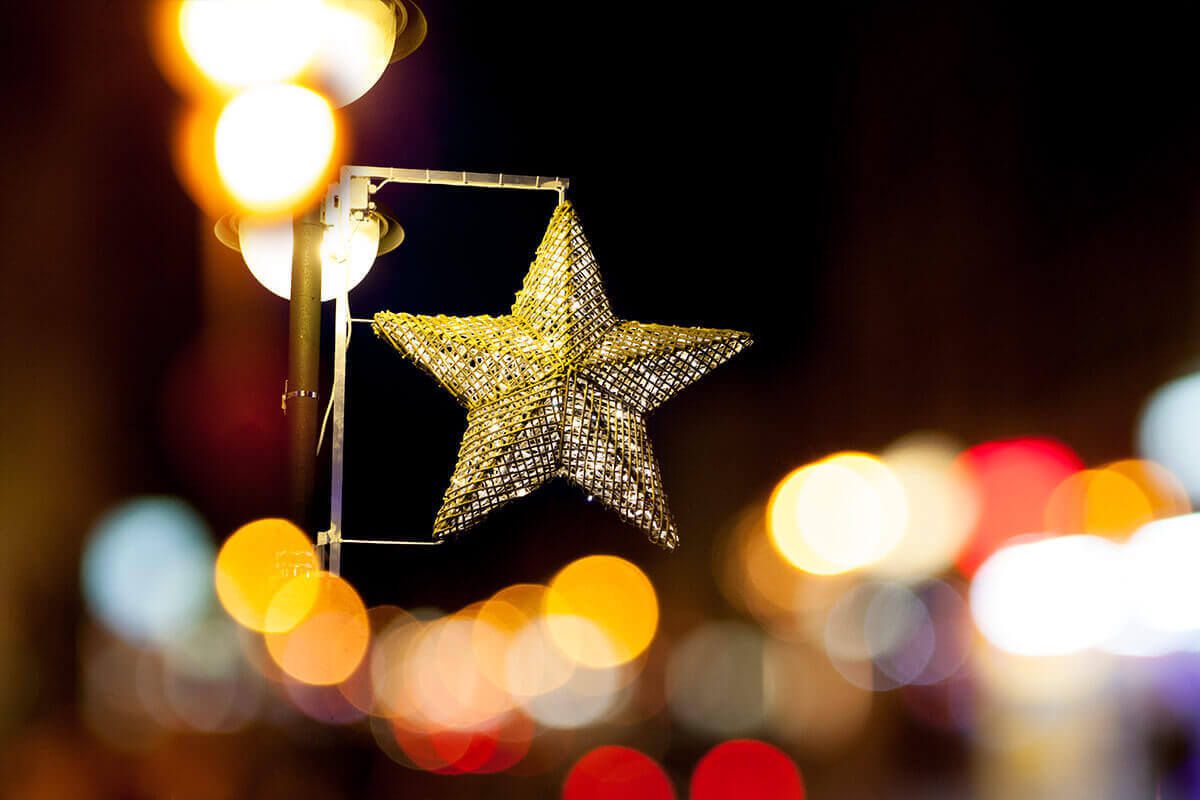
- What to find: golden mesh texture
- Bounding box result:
[373,201,751,548]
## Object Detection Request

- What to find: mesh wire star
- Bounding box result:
[373,201,751,548]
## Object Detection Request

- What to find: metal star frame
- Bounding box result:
[373,202,751,548]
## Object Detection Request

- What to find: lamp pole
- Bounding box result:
[287,204,324,534]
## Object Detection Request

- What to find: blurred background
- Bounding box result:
[6,1,1200,798]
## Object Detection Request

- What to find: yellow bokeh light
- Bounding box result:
[768,452,908,575]
[1043,468,1154,538]
[872,433,978,579]
[214,84,337,215]
[178,0,325,90]
[214,518,318,633]
[545,556,658,669]
[264,572,369,685]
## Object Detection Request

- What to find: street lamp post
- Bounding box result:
[205,5,573,574]
[286,205,324,529]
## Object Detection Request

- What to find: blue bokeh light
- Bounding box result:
[1139,372,1200,499]
[81,497,215,644]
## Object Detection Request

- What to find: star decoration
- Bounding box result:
[373,202,751,548]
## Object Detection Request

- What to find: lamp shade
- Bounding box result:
[217,209,403,301]
[303,0,428,107]
[305,0,396,107]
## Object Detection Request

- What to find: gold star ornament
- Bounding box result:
[373,202,751,548]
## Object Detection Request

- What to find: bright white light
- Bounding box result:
[178,0,325,89]
[81,497,214,645]
[238,213,380,301]
[1138,372,1200,499]
[214,84,336,215]
[1125,514,1200,634]
[969,535,1126,657]
[306,0,398,106]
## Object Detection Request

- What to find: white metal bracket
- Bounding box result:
[317,166,569,575]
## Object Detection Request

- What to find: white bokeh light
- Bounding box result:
[970,535,1126,657]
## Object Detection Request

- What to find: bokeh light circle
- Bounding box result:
[954,438,1082,576]
[768,453,907,574]
[1139,372,1200,500]
[666,621,766,736]
[214,83,336,214]
[1124,514,1200,635]
[969,535,1125,656]
[214,518,318,633]
[264,572,369,685]
[1043,468,1153,538]
[563,746,675,800]
[1105,459,1190,519]
[82,497,214,644]
[763,639,872,753]
[874,433,978,579]
[178,0,324,90]
[505,616,577,699]
[546,556,658,668]
[823,581,937,691]
[522,661,624,730]
[691,740,805,800]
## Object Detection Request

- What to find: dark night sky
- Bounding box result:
[5,1,1200,794]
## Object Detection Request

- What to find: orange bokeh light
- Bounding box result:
[546,556,658,669]
[1043,468,1154,538]
[1105,459,1190,519]
[214,518,318,633]
[264,572,369,685]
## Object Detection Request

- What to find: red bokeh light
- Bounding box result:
[563,746,675,800]
[953,437,1082,576]
[690,740,804,800]
[389,712,535,775]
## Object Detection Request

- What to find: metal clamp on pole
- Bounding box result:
[281,380,319,414]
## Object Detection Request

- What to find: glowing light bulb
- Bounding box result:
[238,213,380,301]
[178,0,325,89]
[214,84,336,215]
